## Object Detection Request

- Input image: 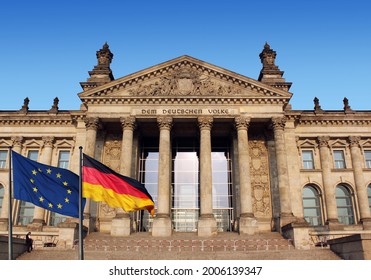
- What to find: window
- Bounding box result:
[0,185,4,213]
[333,150,346,169]
[302,150,314,169]
[368,185,371,212]
[17,201,35,225]
[58,151,70,169]
[336,185,355,225]
[302,185,323,226]
[365,151,371,168]
[0,150,7,169]
[27,150,39,161]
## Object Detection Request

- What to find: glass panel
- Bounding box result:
[0,151,7,169]
[58,151,70,169]
[336,185,354,225]
[368,185,371,211]
[302,185,322,226]
[211,149,233,232]
[17,201,35,226]
[303,198,317,207]
[365,151,371,168]
[0,185,4,212]
[49,212,67,226]
[334,150,346,169]
[137,148,159,232]
[27,150,39,161]
[302,150,314,169]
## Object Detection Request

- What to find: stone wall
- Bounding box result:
[327,234,371,260]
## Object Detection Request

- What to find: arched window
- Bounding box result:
[302,185,323,226]
[0,185,4,212]
[17,201,34,226]
[336,185,355,225]
[368,184,371,211]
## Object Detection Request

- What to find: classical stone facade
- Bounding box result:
[1,43,371,249]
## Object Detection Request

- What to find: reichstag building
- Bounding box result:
[1,43,371,249]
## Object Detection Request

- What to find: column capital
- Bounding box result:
[271,117,286,130]
[84,117,100,130]
[11,136,23,148]
[157,116,173,130]
[348,136,361,147]
[120,116,136,131]
[235,115,251,131]
[42,136,55,148]
[198,116,213,130]
[317,136,330,147]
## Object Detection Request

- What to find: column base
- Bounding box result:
[152,214,172,237]
[281,222,312,250]
[111,214,132,237]
[27,219,46,231]
[279,212,297,228]
[58,222,82,249]
[198,214,217,237]
[239,214,258,235]
[361,218,371,230]
[0,218,8,231]
[325,219,344,230]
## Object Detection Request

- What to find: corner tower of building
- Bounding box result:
[80,43,115,91]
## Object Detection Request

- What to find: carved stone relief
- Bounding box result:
[98,134,122,218]
[249,137,272,217]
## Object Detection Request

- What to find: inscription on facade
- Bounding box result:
[138,108,236,116]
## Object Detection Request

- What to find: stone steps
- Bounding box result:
[16,231,342,260]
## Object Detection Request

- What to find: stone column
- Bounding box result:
[271,117,296,227]
[318,136,340,229]
[83,117,100,228]
[111,116,136,236]
[235,116,257,234]
[0,137,23,230]
[197,116,217,237]
[29,136,55,230]
[152,116,173,237]
[349,136,371,229]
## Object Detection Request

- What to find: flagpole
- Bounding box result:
[78,146,84,260]
[8,147,13,260]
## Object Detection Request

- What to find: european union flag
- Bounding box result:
[12,151,85,218]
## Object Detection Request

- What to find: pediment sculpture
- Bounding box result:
[128,66,242,96]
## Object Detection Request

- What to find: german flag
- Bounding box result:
[82,154,154,216]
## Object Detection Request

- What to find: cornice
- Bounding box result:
[285,111,371,126]
[82,96,289,106]
[0,111,86,126]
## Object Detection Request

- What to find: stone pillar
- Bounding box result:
[152,116,173,237]
[111,116,136,236]
[83,117,100,228]
[235,116,257,234]
[29,136,54,230]
[318,136,340,229]
[197,116,217,237]
[271,117,296,227]
[0,137,23,230]
[349,136,371,229]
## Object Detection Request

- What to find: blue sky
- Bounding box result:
[1,0,370,111]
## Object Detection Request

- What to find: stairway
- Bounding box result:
[17,231,342,260]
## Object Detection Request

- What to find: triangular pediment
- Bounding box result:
[78,55,292,104]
